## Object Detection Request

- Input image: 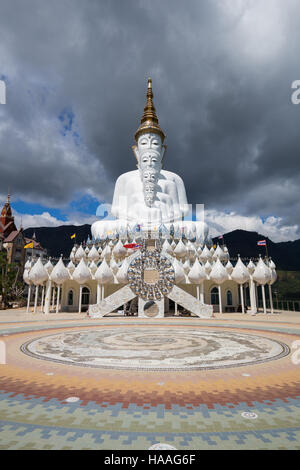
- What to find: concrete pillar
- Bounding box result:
[78,285,83,313]
[51,286,56,311]
[240,284,245,314]
[34,285,39,313]
[268,284,274,314]
[249,277,257,315]
[40,285,45,312]
[200,283,205,303]
[255,284,259,312]
[218,285,222,313]
[26,284,32,313]
[44,280,52,315]
[261,285,267,314]
[97,283,101,303]
[56,285,61,313]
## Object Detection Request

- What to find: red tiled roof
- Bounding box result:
[0,221,15,235]
[4,230,23,243]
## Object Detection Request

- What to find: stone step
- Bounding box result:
[88,285,136,318]
[168,285,213,318]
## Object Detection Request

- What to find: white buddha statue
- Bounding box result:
[92,78,208,239]
[111,135,189,226]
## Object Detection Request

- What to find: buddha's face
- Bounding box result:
[137,133,162,153]
[140,151,162,171]
[143,170,158,184]
[142,168,158,207]
[133,132,165,171]
[144,183,156,206]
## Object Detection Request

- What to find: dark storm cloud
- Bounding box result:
[0,0,299,238]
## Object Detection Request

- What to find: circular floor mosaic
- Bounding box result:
[21,327,290,370]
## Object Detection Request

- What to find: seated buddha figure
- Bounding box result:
[91,79,208,239]
[111,139,189,227]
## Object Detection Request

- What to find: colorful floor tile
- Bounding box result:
[0,314,299,449]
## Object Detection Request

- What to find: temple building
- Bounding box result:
[0,195,47,275]
[0,194,26,271]
[23,79,277,317]
[24,233,48,262]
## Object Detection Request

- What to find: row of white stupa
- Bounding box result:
[23,239,277,315]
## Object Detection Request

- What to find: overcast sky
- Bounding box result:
[0,0,300,241]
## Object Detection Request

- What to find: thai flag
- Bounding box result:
[123,243,142,249]
[257,240,266,246]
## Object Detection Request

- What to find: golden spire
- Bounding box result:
[134,78,165,142]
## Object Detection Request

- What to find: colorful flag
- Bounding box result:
[218,235,223,239]
[24,242,33,249]
[70,233,76,239]
[257,240,266,246]
[123,243,142,250]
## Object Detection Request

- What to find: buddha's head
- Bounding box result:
[132,79,167,207]
[142,167,159,184]
[144,184,156,207]
[133,132,166,171]
[133,79,166,170]
[138,132,162,153]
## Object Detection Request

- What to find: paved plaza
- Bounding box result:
[0,309,299,450]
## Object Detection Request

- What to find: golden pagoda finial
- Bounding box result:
[134,78,165,142]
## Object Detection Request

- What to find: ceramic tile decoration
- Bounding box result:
[0,316,299,450]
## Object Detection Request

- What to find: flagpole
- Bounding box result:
[265,241,269,260]
[257,240,268,260]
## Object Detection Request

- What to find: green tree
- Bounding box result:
[273,271,300,300]
[0,252,24,308]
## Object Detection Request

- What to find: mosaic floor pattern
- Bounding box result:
[0,317,299,450]
[21,328,289,370]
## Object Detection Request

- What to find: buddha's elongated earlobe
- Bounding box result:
[132,145,139,167]
[161,145,167,167]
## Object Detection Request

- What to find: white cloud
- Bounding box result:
[205,209,299,242]
[15,211,65,228]
[12,208,300,243]
[216,0,288,64]
[14,211,96,229]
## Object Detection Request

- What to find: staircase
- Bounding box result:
[88,284,213,319]
[168,285,213,318]
[88,285,136,318]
